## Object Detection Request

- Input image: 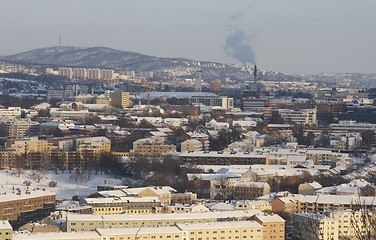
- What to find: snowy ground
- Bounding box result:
[0,170,123,200]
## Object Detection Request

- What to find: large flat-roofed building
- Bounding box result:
[132,137,176,155]
[0,187,55,226]
[66,210,262,232]
[81,196,162,215]
[330,120,376,131]
[297,195,376,213]
[140,91,231,107]
[179,151,267,165]
[277,108,317,125]
[14,221,266,240]
[0,119,39,138]
[0,107,22,119]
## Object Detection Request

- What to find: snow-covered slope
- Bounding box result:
[0,170,123,200]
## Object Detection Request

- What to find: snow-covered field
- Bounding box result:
[0,170,123,200]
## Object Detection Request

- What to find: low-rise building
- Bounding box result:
[0,221,12,240]
[81,196,161,215]
[298,181,323,195]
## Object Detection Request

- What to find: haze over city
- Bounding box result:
[1,0,376,74]
[1,1,376,240]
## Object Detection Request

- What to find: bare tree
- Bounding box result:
[212,176,232,202]
[291,213,325,240]
[32,170,47,183]
[350,197,376,240]
[14,154,26,177]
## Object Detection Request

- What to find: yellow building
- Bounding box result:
[132,137,176,155]
[66,210,263,232]
[329,211,376,240]
[297,195,376,213]
[14,221,266,240]
[8,137,57,169]
[110,91,131,109]
[81,196,162,215]
[235,200,272,211]
[77,137,111,165]
[124,186,176,205]
[0,149,15,170]
[14,232,101,240]
[181,139,203,152]
[95,94,111,105]
[253,214,285,240]
[0,221,12,240]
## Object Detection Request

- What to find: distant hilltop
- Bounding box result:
[0,46,303,82]
[0,46,227,72]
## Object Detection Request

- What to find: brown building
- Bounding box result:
[271,197,297,214]
[0,187,55,226]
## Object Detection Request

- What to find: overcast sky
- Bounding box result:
[1,0,375,74]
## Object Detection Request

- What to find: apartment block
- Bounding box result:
[72,68,87,80]
[297,195,376,213]
[0,187,55,225]
[87,68,101,80]
[132,137,176,155]
[14,221,266,240]
[66,210,263,232]
[109,91,131,109]
[0,119,39,138]
[58,68,73,79]
[81,196,162,215]
[277,108,317,125]
[0,107,22,119]
[252,214,285,240]
[100,69,114,80]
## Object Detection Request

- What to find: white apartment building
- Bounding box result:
[73,68,87,80]
[58,67,73,79]
[0,107,22,119]
[87,68,101,80]
[278,108,317,125]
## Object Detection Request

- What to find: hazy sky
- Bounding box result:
[1,0,375,74]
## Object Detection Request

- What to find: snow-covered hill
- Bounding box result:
[0,170,123,200]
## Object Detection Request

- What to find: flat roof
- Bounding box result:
[13,232,101,240]
[67,210,262,222]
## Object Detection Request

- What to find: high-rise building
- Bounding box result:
[87,68,101,80]
[72,68,87,80]
[100,69,114,80]
[110,92,131,108]
[58,68,73,79]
